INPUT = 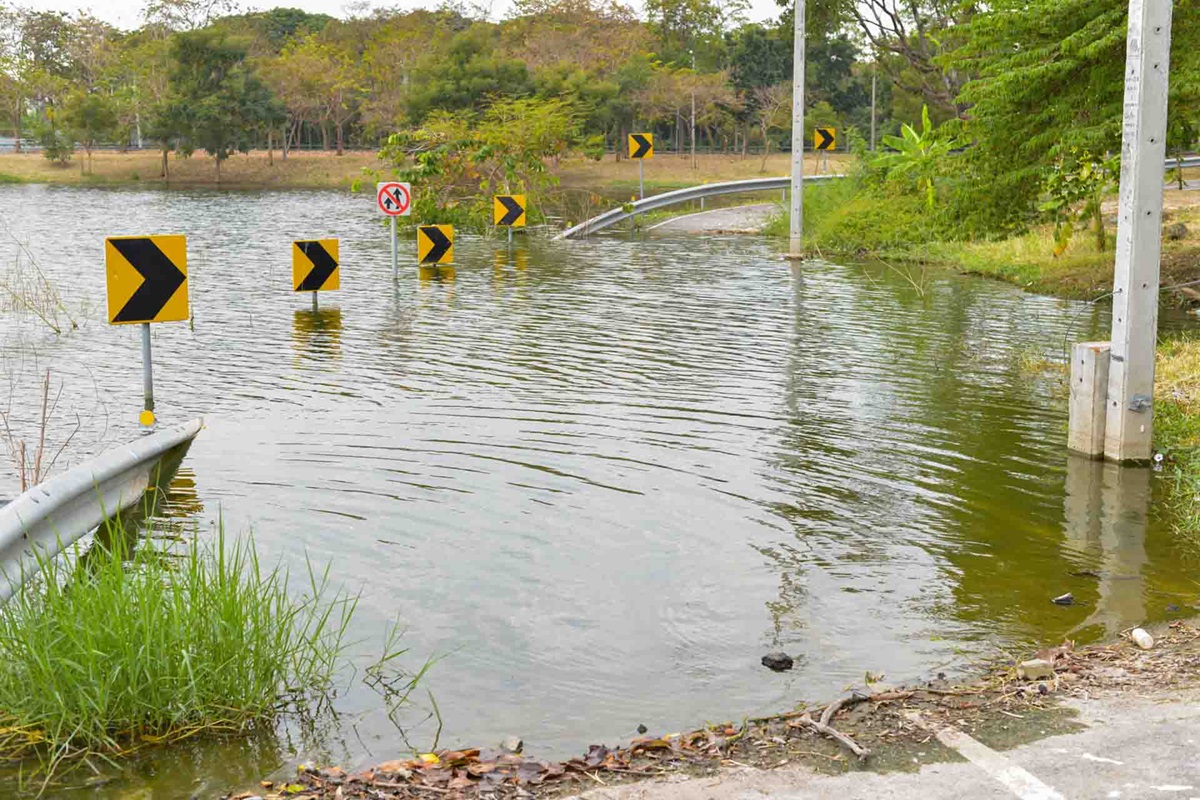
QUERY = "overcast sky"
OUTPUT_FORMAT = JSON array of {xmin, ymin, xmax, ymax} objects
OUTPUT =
[{"xmin": 19, "ymin": 0, "xmax": 785, "ymax": 31}]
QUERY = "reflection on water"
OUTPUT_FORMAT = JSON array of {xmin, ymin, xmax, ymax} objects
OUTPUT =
[
  {"xmin": 0, "ymin": 184, "xmax": 1196, "ymax": 798},
  {"xmin": 1063, "ymin": 457, "xmax": 1150, "ymax": 638}
]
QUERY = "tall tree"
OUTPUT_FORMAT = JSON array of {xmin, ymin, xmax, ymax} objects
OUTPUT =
[
  {"xmin": 951, "ymin": 0, "xmax": 1200, "ymax": 231},
  {"xmin": 161, "ymin": 29, "xmax": 275, "ymax": 182}
]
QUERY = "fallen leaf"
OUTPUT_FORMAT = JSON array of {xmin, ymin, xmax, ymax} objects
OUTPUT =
[{"xmin": 419, "ymin": 753, "xmax": 441, "ymax": 765}]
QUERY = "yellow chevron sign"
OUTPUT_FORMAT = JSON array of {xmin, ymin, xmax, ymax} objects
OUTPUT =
[
  {"xmin": 417, "ymin": 225, "xmax": 454, "ymax": 264},
  {"xmin": 105, "ymin": 235, "xmax": 189, "ymax": 324},
  {"xmin": 628, "ymin": 133, "xmax": 654, "ymax": 159},
  {"xmin": 292, "ymin": 239, "xmax": 340, "ymax": 292},
  {"xmin": 493, "ymin": 195, "xmax": 526, "ymax": 227}
]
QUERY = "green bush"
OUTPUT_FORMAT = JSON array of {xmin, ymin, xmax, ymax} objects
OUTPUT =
[{"xmin": 0, "ymin": 523, "xmax": 355, "ymax": 778}]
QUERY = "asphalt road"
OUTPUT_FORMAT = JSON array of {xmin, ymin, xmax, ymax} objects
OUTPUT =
[{"xmin": 569, "ymin": 689, "xmax": 1200, "ymax": 800}]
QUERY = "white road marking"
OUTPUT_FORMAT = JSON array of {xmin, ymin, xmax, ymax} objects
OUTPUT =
[
  {"xmin": 905, "ymin": 712, "xmax": 1066, "ymax": 800},
  {"xmin": 1083, "ymin": 753, "xmax": 1125, "ymax": 765}
]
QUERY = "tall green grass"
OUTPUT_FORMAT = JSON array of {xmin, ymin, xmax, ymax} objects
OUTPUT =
[
  {"xmin": 1157, "ymin": 336, "xmax": 1200, "ymax": 546},
  {"xmin": 0, "ymin": 523, "xmax": 355, "ymax": 779}
]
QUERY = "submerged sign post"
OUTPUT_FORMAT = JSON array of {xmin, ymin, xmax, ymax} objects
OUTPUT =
[
  {"xmin": 105, "ymin": 234, "xmax": 189, "ymax": 427},
  {"xmin": 377, "ymin": 181, "xmax": 412, "ymax": 279},
  {"xmin": 493, "ymin": 195, "xmax": 526, "ymax": 248},
  {"xmin": 629, "ymin": 133, "xmax": 653, "ymax": 200},
  {"xmin": 293, "ymin": 239, "xmax": 340, "ymax": 311}
]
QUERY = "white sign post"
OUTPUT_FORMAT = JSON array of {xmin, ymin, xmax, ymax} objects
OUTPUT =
[{"xmin": 377, "ymin": 181, "xmax": 412, "ymax": 280}]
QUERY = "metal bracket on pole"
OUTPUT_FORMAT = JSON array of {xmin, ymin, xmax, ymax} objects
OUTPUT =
[{"xmin": 1103, "ymin": 0, "xmax": 1173, "ymax": 463}]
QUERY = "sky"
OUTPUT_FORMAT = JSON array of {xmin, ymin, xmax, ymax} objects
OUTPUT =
[{"xmin": 18, "ymin": 0, "xmax": 785, "ymax": 31}]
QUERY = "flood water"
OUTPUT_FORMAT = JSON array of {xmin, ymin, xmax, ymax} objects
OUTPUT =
[{"xmin": 0, "ymin": 184, "xmax": 1196, "ymax": 796}]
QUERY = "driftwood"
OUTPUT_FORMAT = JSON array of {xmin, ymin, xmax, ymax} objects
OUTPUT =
[{"xmin": 798, "ymin": 698, "xmax": 871, "ymax": 760}]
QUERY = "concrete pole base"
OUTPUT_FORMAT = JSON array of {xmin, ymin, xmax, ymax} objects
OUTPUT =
[{"xmin": 1068, "ymin": 342, "xmax": 1112, "ymax": 459}]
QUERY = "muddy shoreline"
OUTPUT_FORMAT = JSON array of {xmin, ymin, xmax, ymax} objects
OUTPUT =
[{"xmin": 228, "ymin": 620, "xmax": 1200, "ymax": 800}]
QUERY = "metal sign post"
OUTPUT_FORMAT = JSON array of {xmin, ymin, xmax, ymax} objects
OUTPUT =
[
  {"xmin": 141, "ymin": 323, "xmax": 154, "ymax": 422},
  {"xmin": 104, "ymin": 234, "xmax": 189, "ymax": 428},
  {"xmin": 377, "ymin": 181, "xmax": 412, "ymax": 279}
]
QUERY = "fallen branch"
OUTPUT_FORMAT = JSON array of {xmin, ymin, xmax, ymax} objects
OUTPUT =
[{"xmin": 799, "ymin": 699, "xmax": 870, "ymax": 761}]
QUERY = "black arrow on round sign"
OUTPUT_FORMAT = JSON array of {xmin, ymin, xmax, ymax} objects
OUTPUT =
[
  {"xmin": 420, "ymin": 226, "xmax": 452, "ymax": 263},
  {"xmin": 296, "ymin": 241, "xmax": 338, "ymax": 291},
  {"xmin": 815, "ymin": 128, "xmax": 835, "ymax": 151},
  {"xmin": 110, "ymin": 238, "xmax": 186, "ymax": 323},
  {"xmin": 496, "ymin": 196, "xmax": 524, "ymax": 226},
  {"xmin": 630, "ymin": 134, "xmax": 652, "ymax": 159}
]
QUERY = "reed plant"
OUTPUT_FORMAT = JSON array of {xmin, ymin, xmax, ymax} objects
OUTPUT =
[
  {"xmin": 0, "ymin": 522, "xmax": 356, "ymax": 781},
  {"xmin": 1157, "ymin": 336, "xmax": 1200, "ymax": 545}
]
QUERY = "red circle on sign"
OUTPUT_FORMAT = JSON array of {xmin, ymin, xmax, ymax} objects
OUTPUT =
[{"xmin": 377, "ymin": 182, "xmax": 411, "ymax": 216}]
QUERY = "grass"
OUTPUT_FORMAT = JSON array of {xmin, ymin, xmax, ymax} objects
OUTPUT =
[
  {"xmin": 0, "ymin": 520, "xmax": 355, "ymax": 785},
  {"xmin": 0, "ymin": 150, "xmax": 382, "ymax": 190},
  {"xmin": 1157, "ymin": 336, "xmax": 1200, "ymax": 543},
  {"xmin": 0, "ymin": 149, "xmax": 850, "ymax": 194}
]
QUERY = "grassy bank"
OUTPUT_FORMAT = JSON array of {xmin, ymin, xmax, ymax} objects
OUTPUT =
[
  {"xmin": 0, "ymin": 149, "xmax": 381, "ymax": 190},
  {"xmin": 0, "ymin": 524, "xmax": 354, "ymax": 781},
  {"xmin": 1158, "ymin": 337, "xmax": 1200, "ymax": 543},
  {"xmin": 0, "ymin": 149, "xmax": 849, "ymax": 195}
]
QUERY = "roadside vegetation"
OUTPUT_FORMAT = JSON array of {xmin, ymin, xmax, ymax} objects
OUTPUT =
[
  {"xmin": 1157, "ymin": 338, "xmax": 1200, "ymax": 545},
  {"xmin": 0, "ymin": 521, "xmax": 355, "ymax": 784}
]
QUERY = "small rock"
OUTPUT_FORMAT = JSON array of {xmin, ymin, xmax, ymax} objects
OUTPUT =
[
  {"xmin": 1052, "ymin": 593, "xmax": 1075, "ymax": 606},
  {"xmin": 1131, "ymin": 628, "xmax": 1154, "ymax": 650},
  {"xmin": 761, "ymin": 652, "xmax": 794, "ymax": 672},
  {"xmin": 1017, "ymin": 659, "xmax": 1055, "ymax": 681},
  {"xmin": 636, "ymin": 724, "xmax": 648, "ymax": 734},
  {"xmin": 1167, "ymin": 604, "xmax": 1181, "ymax": 613},
  {"xmin": 1165, "ymin": 222, "xmax": 1188, "ymax": 241},
  {"xmin": 500, "ymin": 736, "xmax": 524, "ymax": 754}
]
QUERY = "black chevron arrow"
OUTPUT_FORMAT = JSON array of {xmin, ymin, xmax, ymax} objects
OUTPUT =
[
  {"xmin": 496, "ymin": 196, "xmax": 524, "ymax": 226},
  {"xmin": 419, "ymin": 226, "xmax": 452, "ymax": 263},
  {"xmin": 296, "ymin": 241, "xmax": 338, "ymax": 291},
  {"xmin": 630, "ymin": 133, "xmax": 652, "ymax": 159},
  {"xmin": 815, "ymin": 128, "xmax": 835, "ymax": 151},
  {"xmin": 111, "ymin": 238, "xmax": 186, "ymax": 323}
]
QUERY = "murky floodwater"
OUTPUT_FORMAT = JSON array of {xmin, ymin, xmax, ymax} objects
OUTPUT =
[{"xmin": 0, "ymin": 184, "xmax": 1196, "ymax": 797}]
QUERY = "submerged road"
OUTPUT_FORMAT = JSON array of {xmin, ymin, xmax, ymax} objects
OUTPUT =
[
  {"xmin": 648, "ymin": 204, "xmax": 777, "ymax": 234},
  {"xmin": 569, "ymin": 689, "xmax": 1200, "ymax": 800}
]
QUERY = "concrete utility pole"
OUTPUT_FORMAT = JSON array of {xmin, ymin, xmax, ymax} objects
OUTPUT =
[
  {"xmin": 789, "ymin": 0, "xmax": 806, "ymax": 257},
  {"xmin": 870, "ymin": 70, "xmax": 877, "ymax": 151},
  {"xmin": 690, "ymin": 49, "xmax": 697, "ymax": 171},
  {"xmin": 1104, "ymin": 0, "xmax": 1173, "ymax": 462}
]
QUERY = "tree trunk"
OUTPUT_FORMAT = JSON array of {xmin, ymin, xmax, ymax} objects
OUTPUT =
[
  {"xmin": 13, "ymin": 97, "xmax": 21, "ymax": 154},
  {"xmin": 161, "ymin": 146, "xmax": 168, "ymax": 178},
  {"xmin": 268, "ymin": 130, "xmax": 274, "ymax": 165},
  {"xmin": 759, "ymin": 130, "xmax": 771, "ymax": 173},
  {"xmin": 321, "ymin": 124, "xmax": 329, "ymax": 151},
  {"xmin": 336, "ymin": 122, "xmax": 344, "ymax": 156},
  {"xmin": 215, "ymin": 155, "xmax": 221, "ymax": 185}
]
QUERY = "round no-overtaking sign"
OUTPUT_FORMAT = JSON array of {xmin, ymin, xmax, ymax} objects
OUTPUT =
[{"xmin": 377, "ymin": 182, "xmax": 412, "ymax": 217}]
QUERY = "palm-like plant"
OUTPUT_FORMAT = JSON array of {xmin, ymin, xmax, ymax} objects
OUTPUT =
[{"xmin": 872, "ymin": 105, "xmax": 957, "ymax": 210}]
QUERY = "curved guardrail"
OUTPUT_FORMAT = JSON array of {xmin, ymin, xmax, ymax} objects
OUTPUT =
[
  {"xmin": 556, "ymin": 156, "xmax": 1200, "ymax": 241},
  {"xmin": 0, "ymin": 418, "xmax": 203, "ymax": 602},
  {"xmin": 555, "ymin": 175, "xmax": 838, "ymax": 240}
]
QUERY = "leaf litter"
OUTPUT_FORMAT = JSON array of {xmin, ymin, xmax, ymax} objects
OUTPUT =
[{"xmin": 229, "ymin": 620, "xmax": 1200, "ymax": 800}]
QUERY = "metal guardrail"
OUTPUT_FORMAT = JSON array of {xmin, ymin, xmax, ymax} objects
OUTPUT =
[
  {"xmin": 0, "ymin": 418, "xmax": 203, "ymax": 602},
  {"xmin": 555, "ymin": 175, "xmax": 838, "ymax": 240},
  {"xmin": 557, "ymin": 156, "xmax": 1200, "ymax": 241}
]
